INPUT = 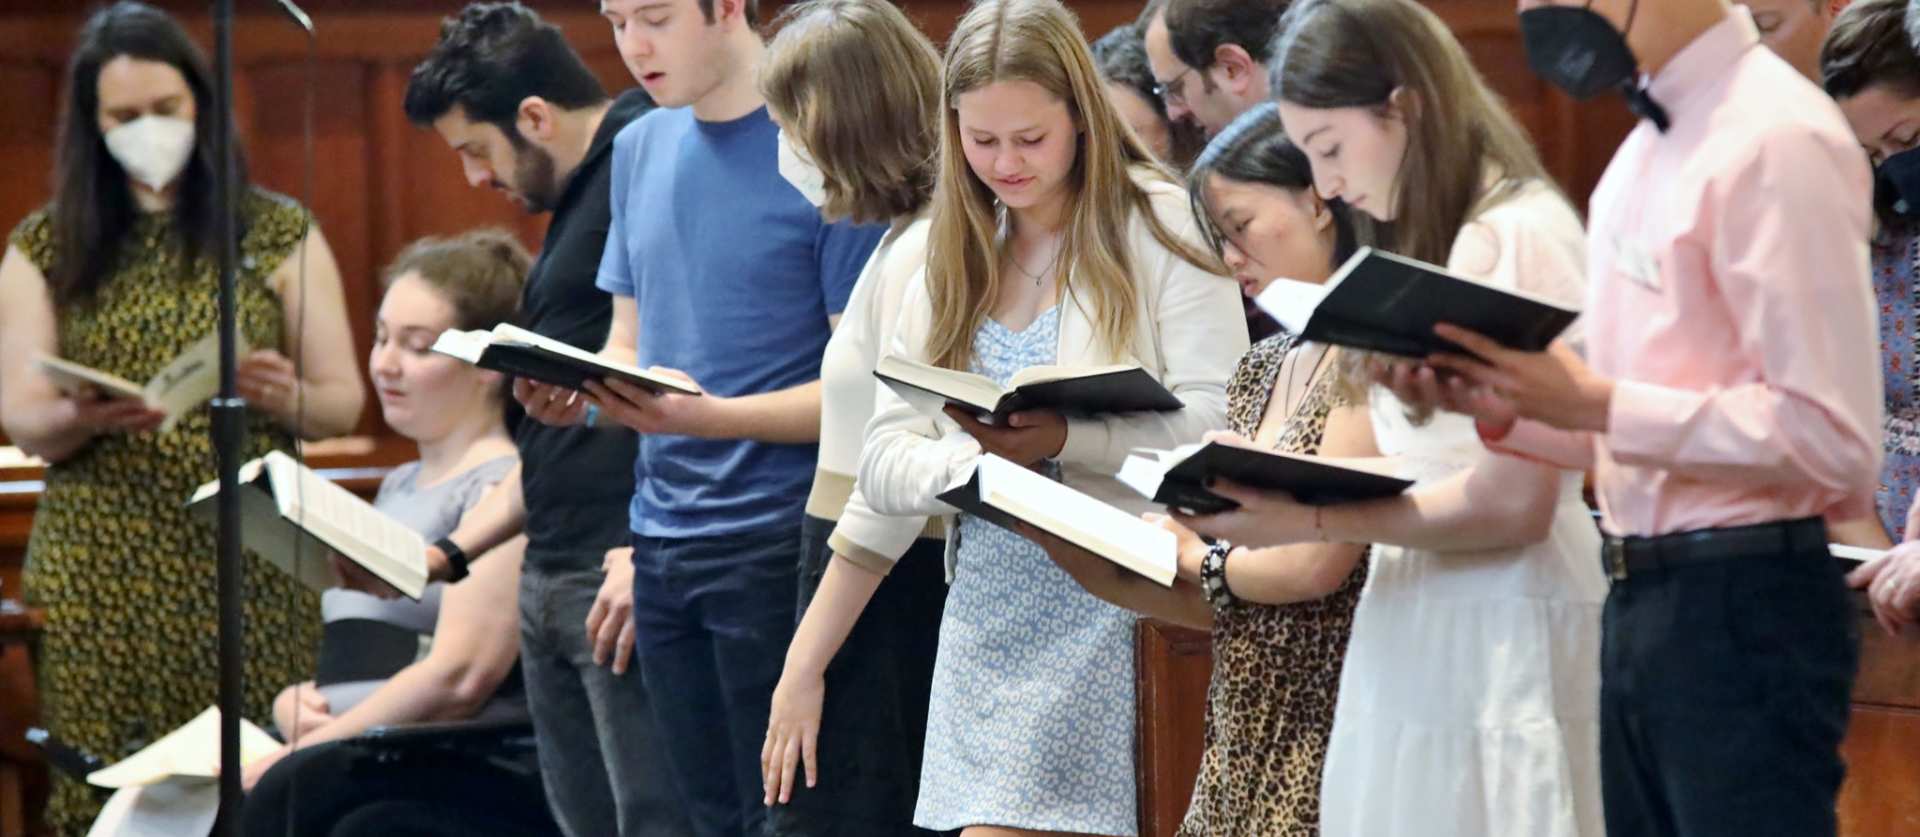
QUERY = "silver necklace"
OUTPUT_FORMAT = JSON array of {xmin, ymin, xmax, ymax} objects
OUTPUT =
[{"xmin": 1008, "ymin": 237, "xmax": 1065, "ymax": 287}]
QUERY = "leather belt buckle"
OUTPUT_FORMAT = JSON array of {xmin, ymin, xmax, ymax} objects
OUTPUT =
[{"xmin": 1604, "ymin": 539, "xmax": 1629, "ymax": 581}]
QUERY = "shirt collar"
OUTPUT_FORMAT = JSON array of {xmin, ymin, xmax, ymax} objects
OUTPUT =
[{"xmin": 1645, "ymin": 5, "xmax": 1760, "ymax": 111}]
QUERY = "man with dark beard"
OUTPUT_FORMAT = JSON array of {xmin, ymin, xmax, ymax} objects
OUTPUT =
[{"xmin": 389, "ymin": 4, "xmax": 689, "ymax": 835}]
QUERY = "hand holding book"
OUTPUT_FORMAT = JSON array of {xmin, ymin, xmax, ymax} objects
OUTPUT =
[
  {"xmin": 514, "ymin": 378, "xmax": 592, "ymax": 428},
  {"xmin": 1421, "ymin": 326, "xmax": 1613, "ymax": 434},
  {"xmin": 943, "ymin": 405, "xmax": 1065, "ymax": 468},
  {"xmin": 65, "ymin": 391, "xmax": 168, "ymax": 436},
  {"xmin": 581, "ymin": 366, "xmax": 713, "ymax": 436}
]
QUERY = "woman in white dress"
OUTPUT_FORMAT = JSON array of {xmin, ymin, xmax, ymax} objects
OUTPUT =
[{"xmin": 1173, "ymin": 1, "xmax": 1606, "ymax": 835}]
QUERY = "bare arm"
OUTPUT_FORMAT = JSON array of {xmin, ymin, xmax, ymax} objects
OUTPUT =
[
  {"xmin": 1210, "ymin": 402, "xmax": 1375, "ymax": 603},
  {"xmin": 584, "ymin": 295, "xmax": 827, "ymax": 444},
  {"xmin": 0, "ymin": 245, "xmax": 165, "ymax": 461},
  {"xmin": 287, "ymin": 535, "xmax": 526, "ymax": 749},
  {"xmin": 434, "ymin": 461, "xmax": 527, "ymax": 563},
  {"xmin": 255, "ymin": 225, "xmax": 366, "ymax": 439}
]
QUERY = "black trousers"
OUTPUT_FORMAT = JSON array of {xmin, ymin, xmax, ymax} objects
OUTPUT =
[
  {"xmin": 239, "ymin": 736, "xmax": 561, "ymax": 837},
  {"xmin": 766, "ymin": 516, "xmax": 955, "ymax": 837},
  {"xmin": 1599, "ymin": 535, "xmax": 1857, "ymax": 837}
]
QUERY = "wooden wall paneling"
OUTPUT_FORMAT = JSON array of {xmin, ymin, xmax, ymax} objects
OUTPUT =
[
  {"xmin": 1840, "ymin": 704, "xmax": 1920, "ymax": 837},
  {"xmin": 1134, "ymin": 619, "xmax": 1211, "ymax": 837}
]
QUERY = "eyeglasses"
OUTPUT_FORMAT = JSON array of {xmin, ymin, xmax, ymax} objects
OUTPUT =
[{"xmin": 1152, "ymin": 66, "xmax": 1197, "ymax": 107}]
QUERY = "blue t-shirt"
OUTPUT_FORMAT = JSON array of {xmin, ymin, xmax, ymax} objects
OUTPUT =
[{"xmin": 598, "ymin": 106, "xmax": 884, "ymax": 538}]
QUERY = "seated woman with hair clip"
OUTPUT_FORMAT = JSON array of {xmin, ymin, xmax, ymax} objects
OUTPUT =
[{"xmin": 238, "ymin": 230, "xmax": 556, "ymax": 837}]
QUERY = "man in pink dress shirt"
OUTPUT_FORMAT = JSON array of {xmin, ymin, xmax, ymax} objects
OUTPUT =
[{"xmin": 1392, "ymin": 1, "xmax": 1881, "ymax": 835}]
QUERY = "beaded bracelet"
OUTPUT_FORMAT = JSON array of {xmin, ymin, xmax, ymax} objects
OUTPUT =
[{"xmin": 1199, "ymin": 540, "xmax": 1238, "ymax": 611}]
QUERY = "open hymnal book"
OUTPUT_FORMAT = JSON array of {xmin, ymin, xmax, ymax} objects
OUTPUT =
[
  {"xmin": 87, "ymin": 706, "xmax": 279, "ymax": 789},
  {"xmin": 1831, "ymin": 544, "xmax": 1891, "ymax": 569},
  {"xmin": 35, "ymin": 332, "xmax": 245, "ymax": 433},
  {"xmin": 432, "ymin": 323, "xmax": 701, "ymax": 396},
  {"xmin": 83, "ymin": 708, "xmax": 279, "ymax": 837},
  {"xmin": 1117, "ymin": 442, "xmax": 1412, "ymax": 516},
  {"xmin": 1253, "ymin": 246, "xmax": 1579, "ymax": 358},
  {"xmin": 874, "ymin": 355, "xmax": 1182, "ymax": 423},
  {"xmin": 936, "ymin": 454, "xmax": 1177, "ymax": 586},
  {"xmin": 187, "ymin": 450, "xmax": 428, "ymax": 600}
]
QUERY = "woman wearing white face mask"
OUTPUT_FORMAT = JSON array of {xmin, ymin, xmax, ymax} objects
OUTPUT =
[
  {"xmin": 0, "ymin": 2, "xmax": 364, "ymax": 832},
  {"xmin": 754, "ymin": 3, "xmax": 952, "ymax": 834}
]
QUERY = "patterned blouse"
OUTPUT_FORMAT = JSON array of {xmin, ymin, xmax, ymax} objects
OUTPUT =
[
  {"xmin": 1177, "ymin": 333, "xmax": 1368, "ymax": 837},
  {"xmin": 1873, "ymin": 219, "xmax": 1920, "ymax": 537}
]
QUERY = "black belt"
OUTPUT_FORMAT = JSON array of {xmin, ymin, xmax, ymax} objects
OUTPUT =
[{"xmin": 1601, "ymin": 517, "xmax": 1827, "ymax": 582}]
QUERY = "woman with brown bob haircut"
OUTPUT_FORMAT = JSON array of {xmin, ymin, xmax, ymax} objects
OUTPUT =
[{"xmin": 756, "ymin": 2, "xmax": 952, "ymax": 835}]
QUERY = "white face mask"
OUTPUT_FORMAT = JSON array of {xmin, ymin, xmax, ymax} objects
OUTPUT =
[
  {"xmin": 776, "ymin": 128, "xmax": 829, "ymax": 208},
  {"xmin": 104, "ymin": 115, "xmax": 196, "ymax": 191}
]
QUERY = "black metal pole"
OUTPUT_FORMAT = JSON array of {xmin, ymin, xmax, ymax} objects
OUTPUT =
[{"xmin": 209, "ymin": 0, "xmax": 246, "ymax": 832}]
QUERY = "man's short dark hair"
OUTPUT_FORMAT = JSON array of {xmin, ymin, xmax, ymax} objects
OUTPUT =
[
  {"xmin": 1163, "ymin": 0, "xmax": 1292, "ymax": 70},
  {"xmin": 404, "ymin": 2, "xmax": 608, "ymax": 132}
]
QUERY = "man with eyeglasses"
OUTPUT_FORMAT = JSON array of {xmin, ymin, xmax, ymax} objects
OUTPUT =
[{"xmin": 1143, "ymin": 0, "xmax": 1292, "ymax": 137}]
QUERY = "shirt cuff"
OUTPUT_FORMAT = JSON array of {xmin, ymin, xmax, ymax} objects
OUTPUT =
[{"xmin": 1603, "ymin": 378, "xmax": 1694, "ymax": 467}]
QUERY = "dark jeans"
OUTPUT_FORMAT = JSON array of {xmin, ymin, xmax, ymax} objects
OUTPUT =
[
  {"xmin": 520, "ymin": 561, "xmax": 691, "ymax": 837},
  {"xmin": 767, "ymin": 515, "xmax": 954, "ymax": 837},
  {"xmin": 239, "ymin": 735, "xmax": 559, "ymax": 836},
  {"xmin": 1599, "ymin": 534, "xmax": 1858, "ymax": 837},
  {"xmin": 632, "ymin": 525, "xmax": 802, "ymax": 837}
]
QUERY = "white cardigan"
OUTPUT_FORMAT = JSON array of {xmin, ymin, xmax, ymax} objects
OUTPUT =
[{"xmin": 854, "ymin": 173, "xmax": 1249, "ymax": 574}]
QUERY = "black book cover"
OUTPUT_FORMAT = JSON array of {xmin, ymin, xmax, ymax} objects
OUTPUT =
[
  {"xmin": 1133, "ymin": 443, "xmax": 1412, "ymax": 515},
  {"xmin": 1262, "ymin": 246, "xmax": 1579, "ymax": 358}
]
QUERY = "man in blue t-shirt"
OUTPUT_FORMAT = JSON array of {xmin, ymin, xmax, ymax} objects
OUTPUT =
[{"xmin": 519, "ymin": 0, "xmax": 884, "ymax": 834}]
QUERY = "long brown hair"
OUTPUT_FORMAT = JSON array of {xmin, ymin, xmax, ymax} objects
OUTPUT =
[
  {"xmin": 48, "ymin": 1, "xmax": 251, "ymax": 305},
  {"xmin": 1271, "ymin": 0, "xmax": 1553, "ymax": 266},
  {"xmin": 924, "ymin": 0, "xmax": 1222, "ymax": 370},
  {"xmin": 760, "ymin": 0, "xmax": 942, "ymax": 224}
]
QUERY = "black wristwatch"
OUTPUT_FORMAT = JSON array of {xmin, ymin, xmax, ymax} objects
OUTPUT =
[
  {"xmin": 1199, "ymin": 540, "xmax": 1238, "ymax": 611},
  {"xmin": 433, "ymin": 537, "xmax": 471, "ymax": 582}
]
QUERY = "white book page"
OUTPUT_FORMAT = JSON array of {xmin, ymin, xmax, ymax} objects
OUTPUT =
[
  {"xmin": 1831, "ymin": 544, "xmax": 1889, "ymax": 566},
  {"xmin": 143, "ymin": 332, "xmax": 244, "ymax": 432},
  {"xmin": 1115, "ymin": 453, "xmax": 1170, "ymax": 501},
  {"xmin": 1252, "ymin": 279, "xmax": 1326, "ymax": 336},
  {"xmin": 34, "ymin": 355, "xmax": 146, "ymax": 402},
  {"xmin": 491, "ymin": 323, "xmax": 699, "ymax": 395},
  {"xmin": 185, "ymin": 457, "xmax": 268, "ymax": 506},
  {"xmin": 429, "ymin": 328, "xmax": 492, "ymax": 364},
  {"xmin": 1005, "ymin": 363, "xmax": 1137, "ymax": 388},
  {"xmin": 270, "ymin": 452, "xmax": 427, "ymax": 598},
  {"xmin": 86, "ymin": 781, "xmax": 219, "ymax": 837},
  {"xmin": 976, "ymin": 455, "xmax": 1177, "ymax": 585},
  {"xmin": 87, "ymin": 706, "xmax": 278, "ymax": 788},
  {"xmin": 874, "ymin": 355, "xmax": 1004, "ymax": 416}
]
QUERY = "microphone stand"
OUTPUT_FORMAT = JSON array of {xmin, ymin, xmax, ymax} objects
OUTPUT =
[
  {"xmin": 208, "ymin": 0, "xmax": 244, "ymax": 829},
  {"xmin": 210, "ymin": 1, "xmax": 313, "ymax": 831}
]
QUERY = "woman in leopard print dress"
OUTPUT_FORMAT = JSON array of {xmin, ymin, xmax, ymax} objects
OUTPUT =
[
  {"xmin": 1031, "ymin": 104, "xmax": 1370, "ymax": 835},
  {"xmin": 0, "ymin": 5, "xmax": 365, "ymax": 832}
]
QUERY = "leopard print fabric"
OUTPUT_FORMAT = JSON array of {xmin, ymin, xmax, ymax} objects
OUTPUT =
[
  {"xmin": 1177, "ymin": 334, "xmax": 1368, "ymax": 837},
  {"xmin": 11, "ymin": 189, "xmax": 322, "ymax": 835}
]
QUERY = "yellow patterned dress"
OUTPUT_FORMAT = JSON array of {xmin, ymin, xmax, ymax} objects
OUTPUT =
[{"xmin": 10, "ymin": 189, "xmax": 322, "ymax": 835}]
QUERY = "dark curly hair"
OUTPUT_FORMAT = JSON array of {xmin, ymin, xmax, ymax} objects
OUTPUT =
[{"xmin": 403, "ymin": 2, "xmax": 610, "ymax": 135}]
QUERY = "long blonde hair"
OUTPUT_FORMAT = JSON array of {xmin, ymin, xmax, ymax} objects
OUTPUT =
[{"xmin": 924, "ymin": 0, "xmax": 1223, "ymax": 371}]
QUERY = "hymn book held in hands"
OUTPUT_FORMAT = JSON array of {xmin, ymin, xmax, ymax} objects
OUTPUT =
[
  {"xmin": 35, "ymin": 332, "xmax": 244, "ymax": 433},
  {"xmin": 431, "ymin": 323, "xmax": 701, "ymax": 396},
  {"xmin": 1117, "ymin": 442, "xmax": 1413, "ymax": 516},
  {"xmin": 874, "ymin": 355, "xmax": 1181, "ymax": 423},
  {"xmin": 187, "ymin": 450, "xmax": 428, "ymax": 600},
  {"xmin": 937, "ymin": 454, "xmax": 1177, "ymax": 586},
  {"xmin": 1254, "ymin": 246, "xmax": 1579, "ymax": 358}
]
